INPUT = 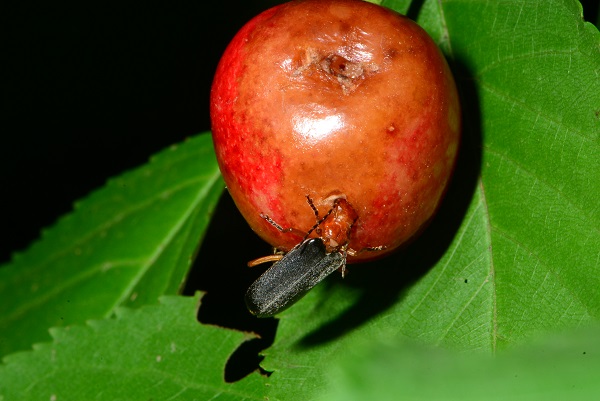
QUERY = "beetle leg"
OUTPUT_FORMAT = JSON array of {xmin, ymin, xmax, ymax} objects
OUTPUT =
[
  {"xmin": 347, "ymin": 245, "xmax": 387, "ymax": 257},
  {"xmin": 260, "ymin": 213, "xmax": 306, "ymax": 237},
  {"xmin": 362, "ymin": 245, "xmax": 387, "ymax": 252}
]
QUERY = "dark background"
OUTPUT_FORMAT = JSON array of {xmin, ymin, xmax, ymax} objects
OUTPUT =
[
  {"xmin": 1, "ymin": 0, "xmax": 598, "ymax": 263},
  {"xmin": 0, "ymin": 0, "xmax": 280, "ymax": 263}
]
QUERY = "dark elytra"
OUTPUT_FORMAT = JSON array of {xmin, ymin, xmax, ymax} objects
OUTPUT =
[{"xmin": 245, "ymin": 237, "xmax": 344, "ymax": 318}]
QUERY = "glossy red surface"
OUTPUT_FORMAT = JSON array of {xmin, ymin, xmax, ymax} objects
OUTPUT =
[{"xmin": 211, "ymin": 0, "xmax": 460, "ymax": 262}]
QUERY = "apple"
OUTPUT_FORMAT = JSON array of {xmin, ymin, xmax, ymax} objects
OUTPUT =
[{"xmin": 210, "ymin": 0, "xmax": 460, "ymax": 263}]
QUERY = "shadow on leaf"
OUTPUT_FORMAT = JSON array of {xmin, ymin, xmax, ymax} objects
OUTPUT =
[
  {"xmin": 184, "ymin": 192, "xmax": 278, "ymax": 382},
  {"xmin": 297, "ymin": 57, "xmax": 483, "ymax": 348},
  {"xmin": 187, "ymin": 54, "xmax": 482, "ymax": 375}
]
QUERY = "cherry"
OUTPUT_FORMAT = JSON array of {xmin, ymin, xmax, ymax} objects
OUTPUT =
[{"xmin": 210, "ymin": 0, "xmax": 460, "ymax": 263}]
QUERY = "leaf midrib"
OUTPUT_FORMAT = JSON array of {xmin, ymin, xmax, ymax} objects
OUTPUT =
[
  {"xmin": 112, "ymin": 168, "xmax": 222, "ymax": 309},
  {"xmin": 1, "ymin": 170, "xmax": 220, "ymax": 324}
]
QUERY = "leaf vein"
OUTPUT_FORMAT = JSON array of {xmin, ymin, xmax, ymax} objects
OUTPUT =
[
  {"xmin": 409, "ymin": 195, "xmax": 484, "ymax": 316},
  {"xmin": 112, "ymin": 167, "xmax": 222, "ymax": 308},
  {"xmin": 490, "ymin": 226, "xmax": 595, "ymax": 321},
  {"xmin": 23, "ymin": 172, "xmax": 216, "ymax": 276},
  {"xmin": 479, "ymin": 79, "xmax": 592, "ymax": 142},
  {"xmin": 477, "ymin": 179, "xmax": 497, "ymax": 354},
  {"xmin": 482, "ymin": 145, "xmax": 599, "ymax": 229}
]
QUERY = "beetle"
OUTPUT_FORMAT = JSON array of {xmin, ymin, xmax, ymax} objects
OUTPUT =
[
  {"xmin": 245, "ymin": 237, "xmax": 345, "ymax": 317},
  {"xmin": 245, "ymin": 195, "xmax": 382, "ymax": 317}
]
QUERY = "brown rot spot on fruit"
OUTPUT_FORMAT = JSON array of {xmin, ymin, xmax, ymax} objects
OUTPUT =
[
  {"xmin": 291, "ymin": 49, "xmax": 377, "ymax": 94},
  {"xmin": 384, "ymin": 48, "xmax": 398, "ymax": 60},
  {"xmin": 322, "ymin": 55, "xmax": 363, "ymax": 80},
  {"xmin": 320, "ymin": 54, "xmax": 367, "ymax": 94}
]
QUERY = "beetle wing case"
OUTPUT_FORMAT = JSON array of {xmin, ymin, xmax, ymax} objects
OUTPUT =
[{"xmin": 245, "ymin": 238, "xmax": 344, "ymax": 317}]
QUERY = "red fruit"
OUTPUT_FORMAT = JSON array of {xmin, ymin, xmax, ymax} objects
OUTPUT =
[{"xmin": 210, "ymin": 0, "xmax": 460, "ymax": 262}]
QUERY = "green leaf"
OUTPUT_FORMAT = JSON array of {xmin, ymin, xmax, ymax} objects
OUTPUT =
[
  {"xmin": 378, "ymin": 0, "xmax": 410, "ymax": 15},
  {"xmin": 1, "ymin": 1, "xmax": 598, "ymax": 401},
  {"xmin": 321, "ymin": 324, "xmax": 600, "ymax": 401},
  {"xmin": 0, "ymin": 294, "xmax": 265, "ymax": 401},
  {"xmin": 257, "ymin": 1, "xmax": 599, "ymax": 399},
  {"xmin": 0, "ymin": 134, "xmax": 224, "ymax": 358},
  {"xmin": 439, "ymin": 0, "xmax": 600, "ymax": 345}
]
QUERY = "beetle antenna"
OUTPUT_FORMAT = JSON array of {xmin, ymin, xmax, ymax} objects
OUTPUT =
[
  {"xmin": 260, "ymin": 213, "xmax": 287, "ymax": 232},
  {"xmin": 261, "ymin": 213, "xmax": 307, "ymax": 238},
  {"xmin": 306, "ymin": 194, "xmax": 320, "ymax": 220}
]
